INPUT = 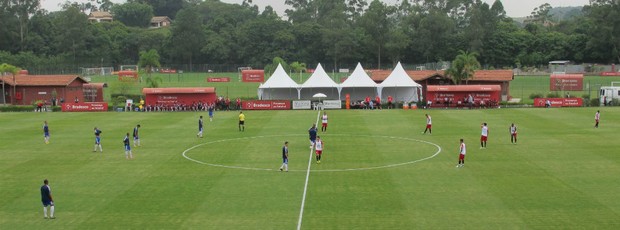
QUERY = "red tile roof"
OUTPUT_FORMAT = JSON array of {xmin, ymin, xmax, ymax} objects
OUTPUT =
[
  {"xmin": 0, "ymin": 75, "xmax": 88, "ymax": 86},
  {"xmin": 369, "ymin": 69, "xmax": 513, "ymax": 82},
  {"xmin": 143, "ymin": 87, "xmax": 216, "ymax": 94}
]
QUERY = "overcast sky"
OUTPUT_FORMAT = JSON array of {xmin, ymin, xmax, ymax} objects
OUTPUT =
[{"xmin": 41, "ymin": 0, "xmax": 590, "ymax": 18}]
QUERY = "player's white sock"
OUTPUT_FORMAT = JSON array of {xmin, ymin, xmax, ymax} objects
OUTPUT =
[
  {"xmin": 129, "ymin": 151, "xmax": 133, "ymax": 159},
  {"xmin": 99, "ymin": 145, "xmax": 103, "ymax": 152},
  {"xmin": 94, "ymin": 145, "xmax": 98, "ymax": 151},
  {"xmin": 50, "ymin": 206, "xmax": 54, "ymax": 217},
  {"xmin": 285, "ymin": 164, "xmax": 288, "ymax": 171},
  {"xmin": 43, "ymin": 207, "xmax": 48, "ymax": 218}
]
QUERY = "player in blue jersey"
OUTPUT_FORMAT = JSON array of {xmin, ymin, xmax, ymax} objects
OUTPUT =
[
  {"xmin": 208, "ymin": 105, "xmax": 214, "ymax": 122},
  {"xmin": 308, "ymin": 124, "xmax": 318, "ymax": 149},
  {"xmin": 124, "ymin": 133, "xmax": 133, "ymax": 159},
  {"xmin": 197, "ymin": 116, "xmax": 204, "ymax": 138},
  {"xmin": 133, "ymin": 124, "xmax": 141, "ymax": 147},
  {"xmin": 279, "ymin": 141, "xmax": 289, "ymax": 172},
  {"xmin": 93, "ymin": 127, "xmax": 103, "ymax": 152},
  {"xmin": 41, "ymin": 179, "xmax": 55, "ymax": 219},
  {"xmin": 43, "ymin": 121, "xmax": 50, "ymax": 144}
]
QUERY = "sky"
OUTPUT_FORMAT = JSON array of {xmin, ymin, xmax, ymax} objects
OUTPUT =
[{"xmin": 41, "ymin": 0, "xmax": 590, "ymax": 18}]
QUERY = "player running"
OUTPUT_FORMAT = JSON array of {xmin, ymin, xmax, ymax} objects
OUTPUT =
[
  {"xmin": 279, "ymin": 141, "xmax": 289, "ymax": 172},
  {"xmin": 315, "ymin": 136, "xmax": 324, "ymax": 164},
  {"xmin": 133, "ymin": 124, "xmax": 141, "ymax": 147},
  {"xmin": 457, "ymin": 139, "xmax": 466, "ymax": 168},
  {"xmin": 480, "ymin": 123, "xmax": 489, "ymax": 149},
  {"xmin": 124, "ymin": 133, "xmax": 133, "ymax": 159},
  {"xmin": 43, "ymin": 121, "xmax": 50, "ymax": 144},
  {"xmin": 308, "ymin": 124, "xmax": 317, "ymax": 149},
  {"xmin": 509, "ymin": 123, "xmax": 517, "ymax": 144},
  {"xmin": 423, "ymin": 114, "xmax": 432, "ymax": 135},
  {"xmin": 93, "ymin": 127, "xmax": 103, "ymax": 152}
]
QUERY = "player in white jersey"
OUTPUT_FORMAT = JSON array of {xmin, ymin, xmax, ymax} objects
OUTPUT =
[
  {"xmin": 315, "ymin": 136, "xmax": 324, "ymax": 164},
  {"xmin": 321, "ymin": 112, "xmax": 328, "ymax": 132},
  {"xmin": 457, "ymin": 139, "xmax": 466, "ymax": 167},
  {"xmin": 423, "ymin": 114, "xmax": 432, "ymax": 134},
  {"xmin": 509, "ymin": 123, "xmax": 517, "ymax": 144},
  {"xmin": 480, "ymin": 123, "xmax": 488, "ymax": 149},
  {"xmin": 594, "ymin": 110, "xmax": 600, "ymax": 128}
]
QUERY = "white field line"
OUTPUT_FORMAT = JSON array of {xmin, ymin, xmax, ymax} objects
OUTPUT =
[
  {"xmin": 296, "ymin": 109, "xmax": 321, "ymax": 230},
  {"xmin": 182, "ymin": 135, "xmax": 442, "ymax": 172}
]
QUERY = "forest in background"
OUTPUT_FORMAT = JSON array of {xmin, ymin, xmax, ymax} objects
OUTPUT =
[{"xmin": 0, "ymin": 0, "xmax": 618, "ymax": 73}]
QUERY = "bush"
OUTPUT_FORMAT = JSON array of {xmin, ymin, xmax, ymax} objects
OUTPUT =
[
  {"xmin": 0, "ymin": 105, "xmax": 61, "ymax": 112},
  {"xmin": 529, "ymin": 93, "xmax": 543, "ymax": 99},
  {"xmin": 590, "ymin": 98, "xmax": 600, "ymax": 107},
  {"xmin": 546, "ymin": 92, "xmax": 561, "ymax": 98}
]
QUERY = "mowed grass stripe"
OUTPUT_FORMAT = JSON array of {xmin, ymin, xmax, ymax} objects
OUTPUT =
[{"xmin": 1, "ymin": 108, "xmax": 620, "ymax": 229}]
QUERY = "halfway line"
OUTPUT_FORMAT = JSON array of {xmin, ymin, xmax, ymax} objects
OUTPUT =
[{"xmin": 297, "ymin": 109, "xmax": 321, "ymax": 230}]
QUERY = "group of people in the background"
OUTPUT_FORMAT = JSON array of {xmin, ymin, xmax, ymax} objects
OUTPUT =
[
  {"xmin": 350, "ymin": 95, "xmax": 394, "ymax": 109},
  {"xmin": 143, "ymin": 97, "xmax": 242, "ymax": 112}
]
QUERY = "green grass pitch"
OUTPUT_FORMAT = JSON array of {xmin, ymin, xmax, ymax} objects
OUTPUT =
[{"xmin": 1, "ymin": 107, "xmax": 619, "ymax": 229}]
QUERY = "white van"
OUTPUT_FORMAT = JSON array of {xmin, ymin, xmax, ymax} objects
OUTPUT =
[{"xmin": 600, "ymin": 82, "xmax": 620, "ymax": 106}]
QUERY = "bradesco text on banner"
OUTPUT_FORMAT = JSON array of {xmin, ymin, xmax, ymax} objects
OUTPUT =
[
  {"xmin": 322, "ymin": 100, "xmax": 342, "ymax": 109},
  {"xmin": 242, "ymin": 100, "xmax": 291, "ymax": 110},
  {"xmin": 293, "ymin": 100, "xmax": 311, "ymax": 110},
  {"xmin": 62, "ymin": 102, "xmax": 109, "ymax": 112},
  {"xmin": 534, "ymin": 98, "xmax": 583, "ymax": 107}
]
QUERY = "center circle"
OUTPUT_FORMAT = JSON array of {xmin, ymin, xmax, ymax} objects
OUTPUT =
[{"xmin": 182, "ymin": 134, "xmax": 442, "ymax": 172}]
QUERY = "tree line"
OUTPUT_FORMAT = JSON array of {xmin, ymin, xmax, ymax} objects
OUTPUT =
[{"xmin": 0, "ymin": 0, "xmax": 618, "ymax": 73}]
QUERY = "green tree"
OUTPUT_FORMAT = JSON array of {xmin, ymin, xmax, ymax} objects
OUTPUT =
[
  {"xmin": 168, "ymin": 7, "xmax": 204, "ymax": 70},
  {"xmin": 138, "ymin": 49, "xmax": 161, "ymax": 80},
  {"xmin": 585, "ymin": 0, "xmax": 620, "ymax": 63},
  {"xmin": 131, "ymin": 0, "xmax": 184, "ymax": 19},
  {"xmin": 289, "ymin": 61, "xmax": 307, "ymax": 82},
  {"xmin": 0, "ymin": 63, "xmax": 21, "ymax": 104},
  {"xmin": 10, "ymin": 0, "xmax": 41, "ymax": 51},
  {"xmin": 264, "ymin": 57, "xmax": 289, "ymax": 76},
  {"xmin": 359, "ymin": 0, "xmax": 395, "ymax": 69},
  {"xmin": 111, "ymin": 2, "xmax": 154, "ymax": 28},
  {"xmin": 446, "ymin": 50, "xmax": 480, "ymax": 85}
]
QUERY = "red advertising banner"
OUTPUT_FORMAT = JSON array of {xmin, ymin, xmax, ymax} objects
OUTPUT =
[
  {"xmin": 159, "ymin": 69, "xmax": 177, "ymax": 73},
  {"xmin": 242, "ymin": 100, "xmax": 291, "ymax": 110},
  {"xmin": 550, "ymin": 74, "xmax": 583, "ymax": 91},
  {"xmin": 62, "ymin": 102, "xmax": 109, "ymax": 112},
  {"xmin": 534, "ymin": 98, "xmax": 583, "ymax": 107},
  {"xmin": 601, "ymin": 72, "xmax": 620, "ymax": 76},
  {"xmin": 207, "ymin": 77, "xmax": 231, "ymax": 82},
  {"xmin": 241, "ymin": 70, "xmax": 265, "ymax": 82}
]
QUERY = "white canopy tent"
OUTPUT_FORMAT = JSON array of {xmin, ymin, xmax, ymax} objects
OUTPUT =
[
  {"xmin": 338, "ymin": 62, "xmax": 378, "ymax": 101},
  {"xmin": 378, "ymin": 62, "xmax": 423, "ymax": 103},
  {"xmin": 258, "ymin": 63, "xmax": 300, "ymax": 100},
  {"xmin": 299, "ymin": 63, "xmax": 340, "ymax": 100}
]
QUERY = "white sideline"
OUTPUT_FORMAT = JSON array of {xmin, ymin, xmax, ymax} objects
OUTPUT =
[{"xmin": 296, "ymin": 110, "xmax": 321, "ymax": 230}]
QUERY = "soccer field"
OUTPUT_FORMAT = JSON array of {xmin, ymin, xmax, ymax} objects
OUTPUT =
[{"xmin": 1, "ymin": 108, "xmax": 619, "ymax": 229}]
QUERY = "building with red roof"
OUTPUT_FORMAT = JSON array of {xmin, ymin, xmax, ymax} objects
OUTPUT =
[
  {"xmin": 0, "ymin": 73, "xmax": 99, "ymax": 105},
  {"xmin": 369, "ymin": 69, "xmax": 513, "ymax": 101}
]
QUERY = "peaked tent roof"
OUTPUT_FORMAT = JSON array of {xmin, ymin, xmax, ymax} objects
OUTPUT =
[
  {"xmin": 301, "ymin": 63, "xmax": 339, "ymax": 88},
  {"xmin": 259, "ymin": 64, "xmax": 300, "ymax": 89},
  {"xmin": 340, "ymin": 63, "xmax": 377, "ymax": 88},
  {"xmin": 379, "ymin": 62, "xmax": 421, "ymax": 87}
]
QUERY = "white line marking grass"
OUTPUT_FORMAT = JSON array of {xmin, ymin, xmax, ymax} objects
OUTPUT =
[{"xmin": 296, "ymin": 110, "xmax": 321, "ymax": 230}]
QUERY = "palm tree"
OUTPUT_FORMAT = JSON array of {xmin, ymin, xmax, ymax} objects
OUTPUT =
[
  {"xmin": 138, "ymin": 49, "xmax": 161, "ymax": 84},
  {"xmin": 0, "ymin": 63, "xmax": 21, "ymax": 104},
  {"xmin": 289, "ymin": 61, "xmax": 307, "ymax": 82},
  {"xmin": 446, "ymin": 50, "xmax": 481, "ymax": 85}
]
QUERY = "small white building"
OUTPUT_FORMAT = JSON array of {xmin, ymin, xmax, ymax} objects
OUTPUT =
[{"xmin": 150, "ymin": 16, "xmax": 172, "ymax": 28}]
